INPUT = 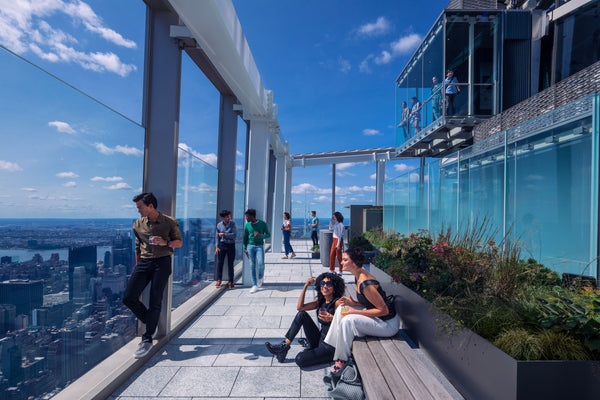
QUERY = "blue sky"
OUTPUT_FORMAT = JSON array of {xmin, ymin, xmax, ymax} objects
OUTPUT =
[{"xmin": 0, "ymin": 0, "xmax": 448, "ymax": 219}]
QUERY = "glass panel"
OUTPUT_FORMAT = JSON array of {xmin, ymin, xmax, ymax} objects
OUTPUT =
[
  {"xmin": 445, "ymin": 19, "xmax": 469, "ymax": 117},
  {"xmin": 422, "ymin": 22, "xmax": 445, "ymax": 128},
  {"xmin": 507, "ymin": 117, "xmax": 595, "ymax": 276},
  {"xmin": 473, "ymin": 21, "xmax": 495, "ymax": 116},
  {"xmin": 0, "ymin": 45, "xmax": 143, "ymax": 397},
  {"xmin": 438, "ymin": 156, "xmax": 459, "ymax": 232},
  {"xmin": 428, "ymin": 160, "xmax": 442, "ymax": 235},
  {"xmin": 173, "ymin": 148, "xmax": 218, "ymax": 309},
  {"xmin": 554, "ymin": 1, "xmax": 600, "ymax": 83},
  {"xmin": 383, "ymin": 180, "xmax": 394, "ymax": 233},
  {"xmin": 396, "ymin": 80, "xmax": 412, "ymax": 146},
  {"xmin": 394, "ymin": 177, "xmax": 409, "ymax": 235}
]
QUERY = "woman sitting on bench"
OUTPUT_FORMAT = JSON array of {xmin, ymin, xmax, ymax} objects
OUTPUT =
[
  {"xmin": 324, "ymin": 246, "xmax": 400, "ymax": 379},
  {"xmin": 265, "ymin": 272, "xmax": 345, "ymax": 367}
]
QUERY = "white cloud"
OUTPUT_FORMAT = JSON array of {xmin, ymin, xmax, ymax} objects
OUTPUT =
[
  {"xmin": 374, "ymin": 51, "xmax": 392, "ymax": 65},
  {"xmin": 363, "ymin": 129, "xmax": 382, "ymax": 136},
  {"xmin": 394, "ymin": 163, "xmax": 414, "ymax": 173},
  {"xmin": 181, "ymin": 183, "xmax": 217, "ymax": 193},
  {"xmin": 339, "ymin": 57, "xmax": 351, "ymax": 73},
  {"xmin": 0, "ymin": 0, "xmax": 137, "ymax": 76},
  {"xmin": 336, "ymin": 185, "xmax": 376, "ymax": 195},
  {"xmin": 0, "ymin": 160, "xmax": 23, "ymax": 172},
  {"xmin": 91, "ymin": 176, "xmax": 123, "ymax": 182},
  {"xmin": 48, "ymin": 120, "xmax": 76, "ymax": 134},
  {"xmin": 236, "ymin": 164, "xmax": 244, "ymax": 171},
  {"xmin": 236, "ymin": 150, "xmax": 243, "ymax": 157},
  {"xmin": 336, "ymin": 163, "xmax": 356, "ymax": 171},
  {"xmin": 313, "ymin": 195, "xmax": 330, "ymax": 202},
  {"xmin": 391, "ymin": 33, "xmax": 422, "ymax": 55},
  {"xmin": 94, "ymin": 142, "xmax": 142, "ymax": 156},
  {"xmin": 105, "ymin": 182, "xmax": 132, "ymax": 190},
  {"xmin": 292, "ymin": 183, "xmax": 331, "ymax": 195},
  {"xmin": 357, "ymin": 17, "xmax": 391, "ymax": 37},
  {"xmin": 178, "ymin": 143, "xmax": 218, "ymax": 167},
  {"xmin": 56, "ymin": 171, "xmax": 78, "ymax": 178},
  {"xmin": 62, "ymin": 181, "xmax": 76, "ymax": 187},
  {"xmin": 21, "ymin": 187, "xmax": 37, "ymax": 192},
  {"xmin": 360, "ymin": 32, "xmax": 423, "ymax": 72}
]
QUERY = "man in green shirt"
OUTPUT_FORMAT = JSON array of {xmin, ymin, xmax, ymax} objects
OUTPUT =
[
  {"xmin": 243, "ymin": 208, "xmax": 270, "ymax": 293},
  {"xmin": 123, "ymin": 192, "xmax": 182, "ymax": 359}
]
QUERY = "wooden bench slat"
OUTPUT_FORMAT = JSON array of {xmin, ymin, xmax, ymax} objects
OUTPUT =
[
  {"xmin": 353, "ymin": 339, "xmax": 397, "ymax": 400},
  {"xmin": 367, "ymin": 337, "xmax": 435, "ymax": 400},
  {"xmin": 388, "ymin": 337, "xmax": 455, "ymax": 400}
]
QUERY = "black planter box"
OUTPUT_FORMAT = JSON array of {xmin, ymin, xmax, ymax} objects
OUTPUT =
[
  {"xmin": 371, "ymin": 266, "xmax": 600, "ymax": 400},
  {"xmin": 311, "ymin": 251, "xmax": 320, "ymax": 259}
]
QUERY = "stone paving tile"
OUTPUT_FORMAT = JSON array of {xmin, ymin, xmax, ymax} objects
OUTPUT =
[
  {"xmin": 213, "ymin": 344, "xmax": 273, "ymax": 366},
  {"xmin": 146, "ymin": 344, "xmax": 223, "ymax": 367},
  {"xmin": 160, "ymin": 366, "xmax": 239, "ymax": 397},
  {"xmin": 202, "ymin": 328, "xmax": 256, "ymax": 344},
  {"xmin": 199, "ymin": 304, "xmax": 230, "ymax": 315},
  {"xmin": 191, "ymin": 315, "xmax": 241, "ymax": 329},
  {"xmin": 236, "ymin": 315, "xmax": 281, "ymax": 329},
  {"xmin": 229, "ymin": 366, "xmax": 301, "ymax": 397},
  {"xmin": 300, "ymin": 367, "xmax": 332, "ymax": 398},
  {"xmin": 249, "ymin": 297, "xmax": 286, "ymax": 306},
  {"xmin": 116, "ymin": 366, "xmax": 180, "ymax": 397},
  {"xmin": 226, "ymin": 305, "xmax": 267, "ymax": 316},
  {"xmin": 262, "ymin": 305, "xmax": 301, "ymax": 316}
]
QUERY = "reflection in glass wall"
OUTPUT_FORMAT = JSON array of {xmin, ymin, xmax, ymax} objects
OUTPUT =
[
  {"xmin": 554, "ymin": 1, "xmax": 600, "ymax": 83},
  {"xmin": 173, "ymin": 148, "xmax": 218, "ymax": 309},
  {"xmin": 384, "ymin": 95, "xmax": 598, "ymax": 280},
  {"xmin": 0, "ymin": 46, "xmax": 143, "ymax": 398}
]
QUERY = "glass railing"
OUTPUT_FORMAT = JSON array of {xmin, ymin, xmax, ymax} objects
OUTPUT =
[
  {"xmin": 385, "ymin": 95, "xmax": 599, "ymax": 279},
  {"xmin": 0, "ymin": 45, "xmax": 144, "ymax": 399}
]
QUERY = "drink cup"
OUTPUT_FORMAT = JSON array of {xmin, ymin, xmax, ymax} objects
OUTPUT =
[
  {"xmin": 341, "ymin": 305, "xmax": 349, "ymax": 317},
  {"xmin": 149, "ymin": 235, "xmax": 157, "ymax": 245}
]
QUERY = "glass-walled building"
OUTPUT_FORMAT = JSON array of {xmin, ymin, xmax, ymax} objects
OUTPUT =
[{"xmin": 387, "ymin": 0, "xmax": 600, "ymax": 282}]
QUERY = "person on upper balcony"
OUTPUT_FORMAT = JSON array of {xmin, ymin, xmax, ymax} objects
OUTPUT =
[
  {"xmin": 397, "ymin": 101, "xmax": 411, "ymax": 140},
  {"xmin": 409, "ymin": 97, "xmax": 421, "ymax": 135},
  {"xmin": 431, "ymin": 76, "xmax": 443, "ymax": 121},
  {"xmin": 444, "ymin": 69, "xmax": 460, "ymax": 116}
]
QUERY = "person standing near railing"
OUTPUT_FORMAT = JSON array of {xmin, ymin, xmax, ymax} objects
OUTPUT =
[
  {"xmin": 215, "ymin": 209, "xmax": 237, "ymax": 289},
  {"xmin": 409, "ymin": 97, "xmax": 421, "ymax": 135},
  {"xmin": 124, "ymin": 192, "xmax": 182, "ymax": 359},
  {"xmin": 281, "ymin": 212, "xmax": 296, "ymax": 259},
  {"xmin": 397, "ymin": 101, "xmax": 411, "ymax": 140},
  {"xmin": 308, "ymin": 210, "xmax": 319, "ymax": 247},
  {"xmin": 444, "ymin": 69, "xmax": 460, "ymax": 116},
  {"xmin": 328, "ymin": 211, "xmax": 344, "ymax": 274},
  {"xmin": 431, "ymin": 76, "xmax": 443, "ymax": 121},
  {"xmin": 243, "ymin": 208, "xmax": 271, "ymax": 293}
]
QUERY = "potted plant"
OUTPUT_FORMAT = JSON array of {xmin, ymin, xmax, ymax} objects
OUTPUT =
[
  {"xmin": 311, "ymin": 244, "xmax": 320, "ymax": 259},
  {"xmin": 370, "ymin": 227, "xmax": 600, "ymax": 400}
]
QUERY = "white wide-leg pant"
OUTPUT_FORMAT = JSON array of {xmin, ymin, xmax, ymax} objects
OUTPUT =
[{"xmin": 324, "ymin": 306, "xmax": 400, "ymax": 361}]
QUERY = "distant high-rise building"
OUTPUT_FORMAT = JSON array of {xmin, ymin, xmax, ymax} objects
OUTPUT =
[
  {"xmin": 0, "ymin": 256, "xmax": 11, "ymax": 264},
  {"xmin": 112, "ymin": 232, "xmax": 133, "ymax": 274},
  {"xmin": 68, "ymin": 245, "xmax": 97, "ymax": 300},
  {"xmin": 14, "ymin": 314, "xmax": 28, "ymax": 330},
  {"xmin": 0, "ymin": 279, "xmax": 43, "ymax": 316},
  {"xmin": 103, "ymin": 250, "xmax": 112, "ymax": 271},
  {"xmin": 0, "ymin": 304, "xmax": 16, "ymax": 333},
  {"xmin": 1, "ymin": 337, "xmax": 22, "ymax": 385}
]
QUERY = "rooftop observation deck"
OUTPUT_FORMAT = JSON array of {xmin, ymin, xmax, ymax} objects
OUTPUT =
[{"xmin": 106, "ymin": 239, "xmax": 463, "ymax": 399}]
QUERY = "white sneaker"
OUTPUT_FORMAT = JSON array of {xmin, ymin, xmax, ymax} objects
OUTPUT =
[
  {"xmin": 134, "ymin": 341, "xmax": 153, "ymax": 359},
  {"xmin": 290, "ymin": 253, "xmax": 296, "ymax": 258},
  {"xmin": 250, "ymin": 285, "xmax": 258, "ymax": 293},
  {"xmin": 258, "ymin": 278, "xmax": 263, "ymax": 287},
  {"xmin": 281, "ymin": 255, "xmax": 288, "ymax": 259}
]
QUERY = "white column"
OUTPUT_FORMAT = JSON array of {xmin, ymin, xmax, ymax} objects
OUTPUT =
[
  {"xmin": 245, "ymin": 119, "xmax": 270, "ymax": 218},
  {"xmin": 284, "ymin": 162, "xmax": 293, "ymax": 216},
  {"xmin": 271, "ymin": 154, "xmax": 286, "ymax": 253},
  {"xmin": 243, "ymin": 119, "xmax": 270, "ymax": 286}
]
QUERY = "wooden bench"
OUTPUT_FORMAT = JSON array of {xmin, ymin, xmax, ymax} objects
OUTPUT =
[{"xmin": 352, "ymin": 335, "xmax": 455, "ymax": 400}]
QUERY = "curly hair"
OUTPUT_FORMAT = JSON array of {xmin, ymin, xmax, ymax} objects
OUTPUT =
[
  {"xmin": 314, "ymin": 272, "xmax": 345, "ymax": 305},
  {"xmin": 344, "ymin": 246, "xmax": 365, "ymax": 267}
]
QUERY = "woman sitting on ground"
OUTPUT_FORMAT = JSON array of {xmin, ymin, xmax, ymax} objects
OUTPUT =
[
  {"xmin": 324, "ymin": 246, "xmax": 399, "ymax": 378},
  {"xmin": 265, "ymin": 272, "xmax": 345, "ymax": 367}
]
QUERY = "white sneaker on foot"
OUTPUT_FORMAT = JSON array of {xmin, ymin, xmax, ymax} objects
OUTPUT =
[
  {"xmin": 250, "ymin": 285, "xmax": 258, "ymax": 293},
  {"xmin": 281, "ymin": 255, "xmax": 288, "ymax": 259},
  {"xmin": 290, "ymin": 252, "xmax": 296, "ymax": 258},
  {"xmin": 134, "ymin": 341, "xmax": 153, "ymax": 359}
]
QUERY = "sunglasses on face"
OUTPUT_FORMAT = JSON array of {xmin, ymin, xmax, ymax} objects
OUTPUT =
[{"xmin": 320, "ymin": 281, "xmax": 333, "ymax": 287}]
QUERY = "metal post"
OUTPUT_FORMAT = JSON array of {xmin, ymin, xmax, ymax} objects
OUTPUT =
[
  {"xmin": 332, "ymin": 164, "xmax": 336, "ymax": 215},
  {"xmin": 376, "ymin": 161, "xmax": 385, "ymax": 206},
  {"xmin": 141, "ymin": 7, "xmax": 182, "ymax": 339},
  {"xmin": 216, "ymin": 94, "xmax": 238, "ymax": 216}
]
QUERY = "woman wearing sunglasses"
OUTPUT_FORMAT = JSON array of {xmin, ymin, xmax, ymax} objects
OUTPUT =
[{"xmin": 265, "ymin": 272, "xmax": 345, "ymax": 367}]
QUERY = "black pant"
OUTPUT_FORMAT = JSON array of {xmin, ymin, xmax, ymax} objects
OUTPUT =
[
  {"xmin": 311, "ymin": 230, "xmax": 318, "ymax": 246},
  {"xmin": 216, "ymin": 242, "xmax": 235, "ymax": 281},
  {"xmin": 123, "ymin": 256, "xmax": 172, "ymax": 343},
  {"xmin": 446, "ymin": 93, "xmax": 457, "ymax": 115},
  {"xmin": 285, "ymin": 311, "xmax": 335, "ymax": 368}
]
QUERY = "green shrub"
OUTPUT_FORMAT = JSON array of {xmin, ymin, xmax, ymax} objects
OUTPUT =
[
  {"xmin": 348, "ymin": 235, "xmax": 374, "ymax": 251},
  {"xmin": 494, "ymin": 328, "xmax": 544, "ymax": 360},
  {"xmin": 311, "ymin": 244, "xmax": 319, "ymax": 252},
  {"xmin": 537, "ymin": 330, "xmax": 590, "ymax": 360}
]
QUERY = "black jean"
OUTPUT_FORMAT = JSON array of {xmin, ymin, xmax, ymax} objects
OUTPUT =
[
  {"xmin": 123, "ymin": 256, "xmax": 172, "ymax": 343},
  {"xmin": 216, "ymin": 242, "xmax": 235, "ymax": 281},
  {"xmin": 311, "ymin": 230, "xmax": 318, "ymax": 246},
  {"xmin": 285, "ymin": 311, "xmax": 335, "ymax": 368}
]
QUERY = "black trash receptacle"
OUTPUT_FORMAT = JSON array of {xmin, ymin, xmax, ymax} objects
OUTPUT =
[{"xmin": 320, "ymin": 230, "xmax": 332, "ymax": 269}]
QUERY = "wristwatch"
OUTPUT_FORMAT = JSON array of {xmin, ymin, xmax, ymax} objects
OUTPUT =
[{"xmin": 166, "ymin": 241, "xmax": 171, "ymax": 247}]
